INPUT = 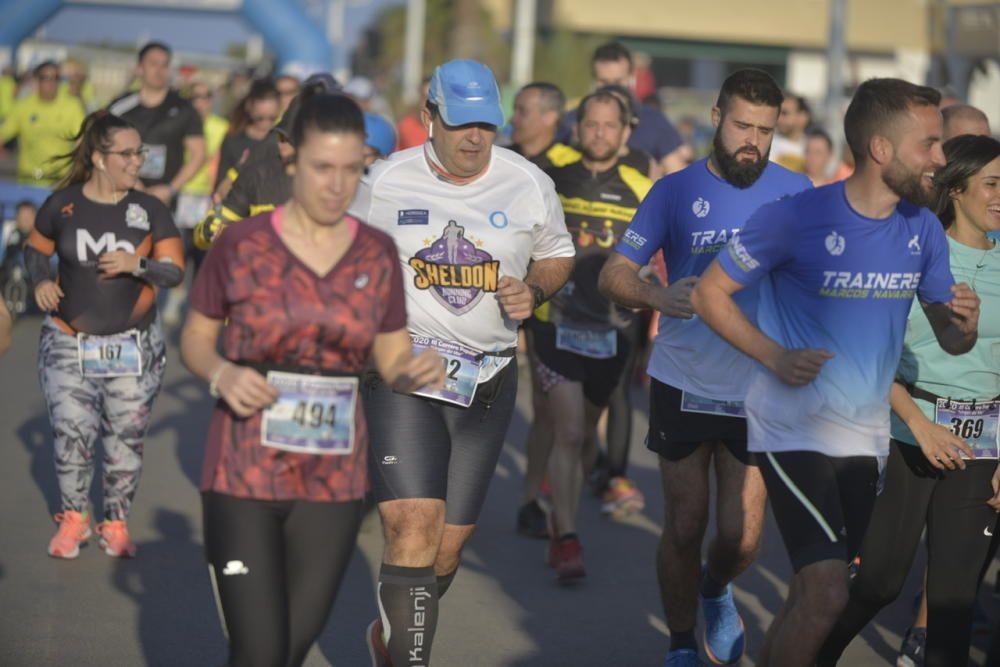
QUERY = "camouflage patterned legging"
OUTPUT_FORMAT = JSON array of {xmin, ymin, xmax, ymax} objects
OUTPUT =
[{"xmin": 38, "ymin": 316, "xmax": 166, "ymax": 521}]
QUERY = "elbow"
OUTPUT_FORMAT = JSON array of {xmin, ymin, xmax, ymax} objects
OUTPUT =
[{"xmin": 690, "ymin": 283, "xmax": 707, "ymax": 317}]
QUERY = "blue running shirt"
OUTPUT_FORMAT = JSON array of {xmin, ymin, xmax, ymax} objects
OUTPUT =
[
  {"xmin": 615, "ymin": 158, "xmax": 811, "ymax": 399},
  {"xmin": 718, "ymin": 182, "xmax": 955, "ymax": 457}
]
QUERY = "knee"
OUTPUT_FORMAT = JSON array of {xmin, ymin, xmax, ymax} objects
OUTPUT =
[
  {"xmin": 852, "ymin": 564, "xmax": 906, "ymax": 609},
  {"xmin": 380, "ymin": 504, "xmax": 444, "ymax": 557},
  {"xmin": 553, "ymin": 419, "xmax": 585, "ymax": 450},
  {"xmin": 715, "ymin": 529, "xmax": 761, "ymax": 565},
  {"xmin": 799, "ymin": 568, "xmax": 850, "ymax": 623},
  {"xmin": 663, "ymin": 510, "xmax": 708, "ymax": 550}
]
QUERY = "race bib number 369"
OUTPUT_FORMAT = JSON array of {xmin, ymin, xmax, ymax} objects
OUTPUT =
[
  {"xmin": 934, "ymin": 398, "xmax": 1000, "ymax": 459},
  {"xmin": 261, "ymin": 372, "xmax": 358, "ymax": 455}
]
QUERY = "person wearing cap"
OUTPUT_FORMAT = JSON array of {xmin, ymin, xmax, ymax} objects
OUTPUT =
[
  {"xmin": 352, "ymin": 59, "xmax": 574, "ymax": 667},
  {"xmin": 362, "ymin": 112, "xmax": 396, "ymax": 167}
]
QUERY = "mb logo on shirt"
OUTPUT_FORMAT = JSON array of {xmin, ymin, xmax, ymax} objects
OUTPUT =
[
  {"xmin": 408, "ymin": 221, "xmax": 500, "ymax": 315},
  {"xmin": 76, "ymin": 230, "xmax": 136, "ymax": 262}
]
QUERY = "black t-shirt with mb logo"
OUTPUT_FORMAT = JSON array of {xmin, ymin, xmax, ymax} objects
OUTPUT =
[{"xmin": 33, "ymin": 184, "xmax": 180, "ymax": 334}]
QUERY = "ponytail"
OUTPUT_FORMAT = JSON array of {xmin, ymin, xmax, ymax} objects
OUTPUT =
[{"xmin": 57, "ymin": 110, "xmax": 135, "ymax": 189}]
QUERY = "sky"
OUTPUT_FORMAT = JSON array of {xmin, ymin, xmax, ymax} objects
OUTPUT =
[{"xmin": 38, "ymin": 1, "xmax": 398, "ymax": 62}]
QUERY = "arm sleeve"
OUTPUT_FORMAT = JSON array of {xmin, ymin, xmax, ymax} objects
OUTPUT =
[
  {"xmin": 379, "ymin": 237, "xmax": 408, "ymax": 333},
  {"xmin": 188, "ymin": 231, "xmax": 231, "ymax": 319},
  {"xmin": 916, "ymin": 212, "xmax": 955, "ymax": 304},
  {"xmin": 716, "ymin": 200, "xmax": 795, "ymax": 287},
  {"xmin": 613, "ymin": 179, "xmax": 672, "ymax": 266},
  {"xmin": 530, "ymin": 178, "xmax": 575, "ymax": 261}
]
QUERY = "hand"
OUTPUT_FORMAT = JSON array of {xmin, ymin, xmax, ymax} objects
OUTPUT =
[
  {"xmin": 948, "ymin": 282, "xmax": 980, "ymax": 336},
  {"xmin": 650, "ymin": 276, "xmax": 698, "ymax": 319},
  {"xmin": 496, "ymin": 276, "xmax": 534, "ymax": 321},
  {"xmin": 215, "ymin": 365, "xmax": 280, "ymax": 418},
  {"xmin": 393, "ymin": 348, "xmax": 447, "ymax": 393},
  {"xmin": 770, "ymin": 348, "xmax": 834, "ymax": 386},
  {"xmin": 145, "ymin": 184, "xmax": 173, "ymax": 205},
  {"xmin": 910, "ymin": 416, "xmax": 975, "ymax": 470},
  {"xmin": 98, "ymin": 251, "xmax": 140, "ymax": 278},
  {"xmin": 34, "ymin": 280, "xmax": 63, "ymax": 311},
  {"xmin": 989, "ymin": 464, "xmax": 1000, "ymax": 511}
]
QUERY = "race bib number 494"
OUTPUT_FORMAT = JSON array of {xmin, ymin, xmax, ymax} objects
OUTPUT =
[
  {"xmin": 77, "ymin": 330, "xmax": 142, "ymax": 377},
  {"xmin": 934, "ymin": 398, "xmax": 1000, "ymax": 459},
  {"xmin": 261, "ymin": 372, "xmax": 358, "ymax": 455}
]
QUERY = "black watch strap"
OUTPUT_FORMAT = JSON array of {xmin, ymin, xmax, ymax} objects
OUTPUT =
[{"xmin": 529, "ymin": 284, "xmax": 545, "ymax": 309}]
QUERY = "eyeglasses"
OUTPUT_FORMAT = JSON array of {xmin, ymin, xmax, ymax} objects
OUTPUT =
[{"xmin": 103, "ymin": 147, "xmax": 149, "ymax": 161}]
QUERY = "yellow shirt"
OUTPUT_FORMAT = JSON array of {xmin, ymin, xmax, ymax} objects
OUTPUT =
[
  {"xmin": 0, "ymin": 75, "xmax": 16, "ymax": 121},
  {"xmin": 59, "ymin": 80, "xmax": 97, "ymax": 112},
  {"xmin": 183, "ymin": 114, "xmax": 229, "ymax": 196},
  {"xmin": 0, "ymin": 93, "xmax": 85, "ymax": 185}
]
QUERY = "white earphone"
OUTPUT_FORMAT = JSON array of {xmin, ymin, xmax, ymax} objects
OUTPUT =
[
  {"xmin": 428, "ymin": 124, "xmax": 434, "ymax": 139},
  {"xmin": 97, "ymin": 161, "xmax": 106, "ymax": 171}
]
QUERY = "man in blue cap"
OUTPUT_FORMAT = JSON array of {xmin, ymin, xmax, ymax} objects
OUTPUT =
[{"xmin": 353, "ymin": 59, "xmax": 575, "ymax": 667}]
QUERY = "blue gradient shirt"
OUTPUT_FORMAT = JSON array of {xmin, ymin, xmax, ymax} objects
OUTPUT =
[
  {"xmin": 718, "ymin": 182, "xmax": 955, "ymax": 457},
  {"xmin": 615, "ymin": 158, "xmax": 811, "ymax": 399}
]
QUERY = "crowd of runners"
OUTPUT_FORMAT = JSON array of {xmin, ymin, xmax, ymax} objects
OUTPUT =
[{"xmin": 0, "ymin": 35, "xmax": 998, "ymax": 667}]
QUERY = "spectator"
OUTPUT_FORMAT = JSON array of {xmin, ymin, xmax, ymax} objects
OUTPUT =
[
  {"xmin": 770, "ymin": 93, "xmax": 810, "ymax": 172},
  {"xmin": 109, "ymin": 42, "xmax": 206, "ymax": 209},
  {"xmin": 0, "ymin": 61, "xmax": 85, "ymax": 185}
]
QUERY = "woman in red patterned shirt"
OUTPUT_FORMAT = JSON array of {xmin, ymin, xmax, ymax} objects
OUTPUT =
[{"xmin": 180, "ymin": 91, "xmax": 443, "ymax": 667}]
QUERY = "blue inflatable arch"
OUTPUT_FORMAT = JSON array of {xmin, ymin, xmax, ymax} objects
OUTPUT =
[{"xmin": 0, "ymin": 0, "xmax": 332, "ymax": 73}]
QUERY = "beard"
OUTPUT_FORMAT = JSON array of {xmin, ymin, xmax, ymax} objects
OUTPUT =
[
  {"xmin": 883, "ymin": 157, "xmax": 936, "ymax": 208},
  {"xmin": 712, "ymin": 132, "xmax": 769, "ymax": 189},
  {"xmin": 581, "ymin": 141, "xmax": 619, "ymax": 164}
]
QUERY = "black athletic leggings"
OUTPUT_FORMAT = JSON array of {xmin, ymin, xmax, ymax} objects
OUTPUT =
[
  {"xmin": 203, "ymin": 491, "xmax": 364, "ymax": 667},
  {"xmin": 819, "ymin": 440, "xmax": 999, "ymax": 667},
  {"xmin": 605, "ymin": 317, "xmax": 642, "ymax": 478}
]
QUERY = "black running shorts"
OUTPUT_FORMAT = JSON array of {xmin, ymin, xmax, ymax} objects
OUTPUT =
[
  {"xmin": 646, "ymin": 379, "xmax": 751, "ymax": 464},
  {"xmin": 759, "ymin": 449, "xmax": 880, "ymax": 572}
]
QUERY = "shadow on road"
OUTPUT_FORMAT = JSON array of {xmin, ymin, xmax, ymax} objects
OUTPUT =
[{"xmin": 111, "ymin": 508, "xmax": 226, "ymax": 667}]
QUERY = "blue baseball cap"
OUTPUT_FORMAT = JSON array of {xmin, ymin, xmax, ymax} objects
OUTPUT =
[
  {"xmin": 427, "ymin": 60, "xmax": 504, "ymax": 128},
  {"xmin": 364, "ymin": 112, "xmax": 396, "ymax": 158}
]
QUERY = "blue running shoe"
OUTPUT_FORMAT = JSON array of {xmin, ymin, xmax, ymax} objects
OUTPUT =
[
  {"xmin": 700, "ymin": 584, "xmax": 745, "ymax": 665},
  {"xmin": 663, "ymin": 648, "xmax": 700, "ymax": 666}
]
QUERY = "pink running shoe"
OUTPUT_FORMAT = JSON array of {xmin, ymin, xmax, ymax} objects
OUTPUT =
[
  {"xmin": 48, "ymin": 511, "xmax": 92, "ymax": 559},
  {"xmin": 97, "ymin": 521, "xmax": 137, "ymax": 558}
]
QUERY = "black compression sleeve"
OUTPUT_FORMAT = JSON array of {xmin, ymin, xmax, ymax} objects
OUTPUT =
[
  {"xmin": 24, "ymin": 246, "xmax": 53, "ymax": 287},
  {"xmin": 141, "ymin": 259, "xmax": 184, "ymax": 288}
]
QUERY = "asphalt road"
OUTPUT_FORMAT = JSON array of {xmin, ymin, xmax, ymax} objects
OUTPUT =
[{"xmin": 0, "ymin": 312, "xmax": 995, "ymax": 666}]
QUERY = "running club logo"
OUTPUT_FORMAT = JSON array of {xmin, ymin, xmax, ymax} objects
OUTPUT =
[
  {"xmin": 825, "ymin": 231, "xmax": 846, "ymax": 256},
  {"xmin": 692, "ymin": 197, "xmax": 711, "ymax": 218},
  {"xmin": 125, "ymin": 203, "xmax": 150, "ymax": 231},
  {"xmin": 408, "ymin": 221, "xmax": 500, "ymax": 314}
]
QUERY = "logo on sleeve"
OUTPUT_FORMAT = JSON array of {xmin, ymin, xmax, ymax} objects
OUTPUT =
[
  {"xmin": 408, "ymin": 221, "xmax": 499, "ymax": 314},
  {"xmin": 908, "ymin": 235, "xmax": 921, "ymax": 255},
  {"xmin": 125, "ymin": 203, "xmax": 150, "ymax": 230},
  {"xmin": 692, "ymin": 197, "xmax": 711, "ymax": 218},
  {"xmin": 825, "ymin": 231, "xmax": 846, "ymax": 256},
  {"xmin": 623, "ymin": 229, "xmax": 646, "ymax": 250},
  {"xmin": 398, "ymin": 209, "xmax": 429, "ymax": 225}
]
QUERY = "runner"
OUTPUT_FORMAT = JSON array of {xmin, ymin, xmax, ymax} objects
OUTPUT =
[
  {"xmin": 215, "ymin": 79, "xmax": 280, "ymax": 191},
  {"xmin": 817, "ymin": 134, "xmax": 1000, "ymax": 667},
  {"xmin": 352, "ymin": 59, "xmax": 574, "ymax": 667},
  {"xmin": 770, "ymin": 93, "xmax": 810, "ymax": 173},
  {"xmin": 0, "ymin": 60, "xmax": 85, "ymax": 186},
  {"xmin": 109, "ymin": 42, "xmax": 205, "ymax": 208},
  {"xmin": 534, "ymin": 89, "xmax": 652, "ymax": 582},
  {"xmin": 942, "ymin": 104, "xmax": 990, "ymax": 141},
  {"xmin": 24, "ymin": 110, "xmax": 185, "ymax": 559},
  {"xmin": 691, "ymin": 78, "xmax": 980, "ymax": 667},
  {"xmin": 509, "ymin": 82, "xmax": 579, "ymax": 171},
  {"xmin": 599, "ymin": 69, "xmax": 811, "ymax": 665},
  {"xmin": 180, "ymin": 92, "xmax": 443, "ymax": 667}
]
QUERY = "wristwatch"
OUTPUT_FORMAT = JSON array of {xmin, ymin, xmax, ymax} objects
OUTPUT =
[
  {"xmin": 528, "ymin": 284, "xmax": 545, "ymax": 309},
  {"xmin": 133, "ymin": 256, "xmax": 148, "ymax": 277}
]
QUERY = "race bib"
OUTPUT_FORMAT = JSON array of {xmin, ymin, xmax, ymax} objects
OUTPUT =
[
  {"xmin": 261, "ymin": 372, "xmax": 358, "ymax": 455},
  {"xmin": 410, "ymin": 335, "xmax": 482, "ymax": 408},
  {"xmin": 138, "ymin": 144, "xmax": 167, "ymax": 180},
  {"xmin": 555, "ymin": 325, "xmax": 617, "ymax": 359},
  {"xmin": 934, "ymin": 398, "xmax": 1000, "ymax": 459},
  {"xmin": 680, "ymin": 391, "xmax": 746, "ymax": 418},
  {"xmin": 174, "ymin": 193, "xmax": 211, "ymax": 229},
  {"xmin": 77, "ymin": 330, "xmax": 142, "ymax": 377}
]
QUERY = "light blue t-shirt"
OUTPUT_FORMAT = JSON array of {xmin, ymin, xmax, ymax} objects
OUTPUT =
[
  {"xmin": 615, "ymin": 158, "xmax": 811, "ymax": 399},
  {"xmin": 718, "ymin": 182, "xmax": 955, "ymax": 457}
]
